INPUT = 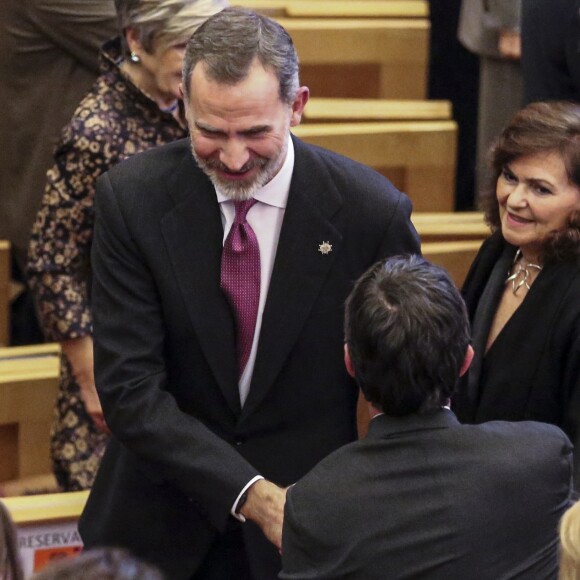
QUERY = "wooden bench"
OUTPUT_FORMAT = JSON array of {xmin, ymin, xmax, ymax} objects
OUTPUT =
[
  {"xmin": 412, "ymin": 212, "xmax": 490, "ymax": 242},
  {"xmin": 0, "ymin": 240, "xmax": 10, "ymax": 346},
  {"xmin": 421, "ymin": 240, "xmax": 483, "ymax": 288},
  {"xmin": 236, "ymin": 0, "xmax": 429, "ymax": 19},
  {"xmin": 2, "ymin": 491, "xmax": 87, "ymax": 576},
  {"xmin": 2, "ymin": 490, "xmax": 87, "ymax": 525},
  {"xmin": 281, "ymin": 18, "xmax": 429, "ymax": 99},
  {"xmin": 0, "ymin": 343, "xmax": 61, "ymax": 483},
  {"xmin": 303, "ymin": 98, "xmax": 452, "ymax": 123},
  {"xmin": 293, "ymin": 120, "xmax": 457, "ymax": 211}
]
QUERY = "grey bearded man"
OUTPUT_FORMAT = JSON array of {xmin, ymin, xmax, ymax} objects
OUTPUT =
[{"xmin": 80, "ymin": 7, "xmax": 420, "ymax": 579}]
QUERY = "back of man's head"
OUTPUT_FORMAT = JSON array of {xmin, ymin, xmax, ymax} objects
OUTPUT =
[
  {"xmin": 345, "ymin": 255, "xmax": 470, "ymax": 416},
  {"xmin": 182, "ymin": 6, "xmax": 299, "ymax": 104}
]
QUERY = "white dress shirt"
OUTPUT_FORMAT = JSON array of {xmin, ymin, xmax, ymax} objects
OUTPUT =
[
  {"xmin": 216, "ymin": 136, "xmax": 294, "ymax": 406},
  {"xmin": 214, "ymin": 136, "xmax": 295, "ymax": 519}
]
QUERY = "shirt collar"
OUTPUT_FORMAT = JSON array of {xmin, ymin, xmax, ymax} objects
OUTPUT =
[
  {"xmin": 367, "ymin": 408, "xmax": 460, "ymax": 439},
  {"xmin": 216, "ymin": 135, "xmax": 294, "ymax": 208}
]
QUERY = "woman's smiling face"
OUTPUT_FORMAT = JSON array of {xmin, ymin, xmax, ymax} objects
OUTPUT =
[{"xmin": 497, "ymin": 150, "xmax": 580, "ymax": 261}]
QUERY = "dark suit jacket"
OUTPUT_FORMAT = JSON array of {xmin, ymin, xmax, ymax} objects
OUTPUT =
[
  {"xmin": 522, "ymin": 0, "xmax": 580, "ymax": 103},
  {"xmin": 281, "ymin": 410, "xmax": 573, "ymax": 580},
  {"xmin": 453, "ymin": 232, "xmax": 580, "ymax": 487},
  {"xmin": 79, "ymin": 135, "xmax": 420, "ymax": 579}
]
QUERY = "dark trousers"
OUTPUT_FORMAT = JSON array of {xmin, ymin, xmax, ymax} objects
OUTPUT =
[
  {"xmin": 192, "ymin": 523, "xmax": 281, "ymax": 580},
  {"xmin": 192, "ymin": 527, "xmax": 252, "ymax": 580}
]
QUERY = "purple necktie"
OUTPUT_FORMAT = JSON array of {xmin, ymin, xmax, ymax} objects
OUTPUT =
[{"xmin": 221, "ymin": 199, "xmax": 261, "ymax": 377}]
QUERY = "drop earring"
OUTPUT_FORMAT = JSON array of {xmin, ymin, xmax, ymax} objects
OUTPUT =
[{"xmin": 130, "ymin": 51, "xmax": 140, "ymax": 63}]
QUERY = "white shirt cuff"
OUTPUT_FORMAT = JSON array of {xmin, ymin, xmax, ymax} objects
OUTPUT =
[{"xmin": 231, "ymin": 475, "xmax": 264, "ymax": 522}]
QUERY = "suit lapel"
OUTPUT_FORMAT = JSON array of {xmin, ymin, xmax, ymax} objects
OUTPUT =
[
  {"xmin": 160, "ymin": 154, "xmax": 240, "ymax": 416},
  {"xmin": 241, "ymin": 138, "xmax": 343, "ymax": 420}
]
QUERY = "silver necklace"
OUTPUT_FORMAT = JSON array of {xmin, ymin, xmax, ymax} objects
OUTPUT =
[{"xmin": 505, "ymin": 249, "xmax": 543, "ymax": 295}]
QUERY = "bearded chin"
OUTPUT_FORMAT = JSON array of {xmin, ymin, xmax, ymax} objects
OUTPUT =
[
  {"xmin": 191, "ymin": 148, "xmax": 270, "ymax": 200},
  {"xmin": 208, "ymin": 173, "xmax": 262, "ymax": 202}
]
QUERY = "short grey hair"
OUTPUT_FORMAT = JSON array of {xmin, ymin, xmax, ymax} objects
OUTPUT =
[
  {"xmin": 182, "ymin": 7, "xmax": 300, "ymax": 105},
  {"xmin": 115, "ymin": 0, "xmax": 228, "ymax": 56}
]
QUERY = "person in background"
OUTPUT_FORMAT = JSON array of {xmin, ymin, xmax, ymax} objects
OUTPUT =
[
  {"xmin": 428, "ymin": 0, "xmax": 480, "ymax": 210},
  {"xmin": 26, "ymin": 0, "xmax": 228, "ymax": 492},
  {"xmin": 458, "ymin": 0, "xmax": 523, "ymax": 191},
  {"xmin": 0, "ymin": 501, "xmax": 23, "ymax": 580},
  {"xmin": 0, "ymin": 0, "xmax": 117, "ymax": 270},
  {"xmin": 560, "ymin": 501, "xmax": 580, "ymax": 580},
  {"xmin": 79, "ymin": 7, "xmax": 420, "ymax": 579},
  {"xmin": 453, "ymin": 101, "xmax": 580, "ymax": 487},
  {"xmin": 521, "ymin": 0, "xmax": 580, "ymax": 104},
  {"xmin": 281, "ymin": 255, "xmax": 572, "ymax": 580},
  {"xmin": 0, "ymin": 0, "xmax": 117, "ymax": 345}
]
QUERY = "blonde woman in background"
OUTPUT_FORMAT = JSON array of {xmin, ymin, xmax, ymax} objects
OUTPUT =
[{"xmin": 560, "ymin": 502, "xmax": 580, "ymax": 580}]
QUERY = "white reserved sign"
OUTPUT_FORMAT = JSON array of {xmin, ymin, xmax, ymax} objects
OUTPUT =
[{"xmin": 17, "ymin": 521, "xmax": 82, "ymax": 577}]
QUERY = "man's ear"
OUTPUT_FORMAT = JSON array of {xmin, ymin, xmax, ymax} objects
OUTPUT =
[
  {"xmin": 344, "ymin": 343, "xmax": 355, "ymax": 378},
  {"xmin": 459, "ymin": 344, "xmax": 475, "ymax": 377},
  {"xmin": 290, "ymin": 86, "xmax": 310, "ymax": 127}
]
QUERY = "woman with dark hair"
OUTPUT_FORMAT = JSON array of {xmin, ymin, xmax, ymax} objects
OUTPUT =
[
  {"xmin": 26, "ymin": 0, "xmax": 228, "ymax": 492},
  {"xmin": 453, "ymin": 101, "xmax": 580, "ymax": 481}
]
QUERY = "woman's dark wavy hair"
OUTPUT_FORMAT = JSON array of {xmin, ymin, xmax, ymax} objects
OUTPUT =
[{"xmin": 479, "ymin": 101, "xmax": 580, "ymax": 262}]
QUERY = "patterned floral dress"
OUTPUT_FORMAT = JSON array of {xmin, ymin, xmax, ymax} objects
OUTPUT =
[{"xmin": 27, "ymin": 37, "xmax": 188, "ymax": 491}]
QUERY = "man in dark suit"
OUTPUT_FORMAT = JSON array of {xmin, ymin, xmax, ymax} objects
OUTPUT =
[
  {"xmin": 281, "ymin": 256, "xmax": 573, "ymax": 580},
  {"xmin": 79, "ymin": 7, "xmax": 420, "ymax": 580}
]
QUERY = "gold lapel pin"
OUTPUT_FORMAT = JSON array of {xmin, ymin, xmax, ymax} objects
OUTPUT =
[{"xmin": 318, "ymin": 241, "xmax": 332, "ymax": 255}]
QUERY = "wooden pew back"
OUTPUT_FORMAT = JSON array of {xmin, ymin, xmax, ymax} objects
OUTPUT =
[
  {"xmin": 236, "ymin": 0, "xmax": 429, "ymax": 19},
  {"xmin": 293, "ymin": 120, "xmax": 457, "ymax": 211},
  {"xmin": 2, "ymin": 491, "xmax": 87, "ymax": 576},
  {"xmin": 0, "ymin": 240, "xmax": 10, "ymax": 346},
  {"xmin": 421, "ymin": 240, "xmax": 483, "ymax": 288},
  {"xmin": 282, "ymin": 18, "xmax": 429, "ymax": 99},
  {"xmin": 413, "ymin": 212, "xmax": 490, "ymax": 242},
  {"xmin": 303, "ymin": 98, "xmax": 452, "ymax": 123},
  {"xmin": 0, "ymin": 344, "xmax": 61, "ymax": 482}
]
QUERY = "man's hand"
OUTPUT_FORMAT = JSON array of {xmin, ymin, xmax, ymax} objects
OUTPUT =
[
  {"xmin": 498, "ymin": 29, "xmax": 521, "ymax": 60},
  {"xmin": 240, "ymin": 479, "xmax": 287, "ymax": 550},
  {"xmin": 61, "ymin": 335, "xmax": 109, "ymax": 433}
]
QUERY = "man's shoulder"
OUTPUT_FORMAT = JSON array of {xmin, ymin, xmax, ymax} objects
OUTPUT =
[
  {"xmin": 97, "ymin": 139, "xmax": 201, "ymax": 212},
  {"xmin": 298, "ymin": 418, "xmax": 573, "ymax": 480},
  {"xmin": 461, "ymin": 419, "xmax": 573, "ymax": 463},
  {"xmin": 470, "ymin": 418, "xmax": 569, "ymax": 440},
  {"xmin": 108, "ymin": 138, "xmax": 193, "ymax": 180}
]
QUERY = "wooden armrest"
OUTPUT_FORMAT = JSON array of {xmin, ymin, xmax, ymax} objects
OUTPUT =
[{"xmin": 304, "ymin": 98, "xmax": 452, "ymax": 122}]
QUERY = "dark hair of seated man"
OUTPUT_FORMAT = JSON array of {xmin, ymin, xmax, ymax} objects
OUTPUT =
[{"xmin": 345, "ymin": 254, "xmax": 471, "ymax": 416}]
